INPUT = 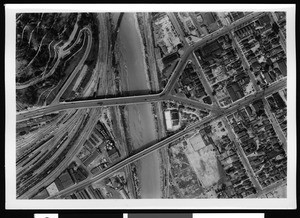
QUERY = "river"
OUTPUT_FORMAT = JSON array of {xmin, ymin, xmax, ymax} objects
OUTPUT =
[
  {"xmin": 116, "ymin": 12, "xmax": 161, "ymax": 198},
  {"xmin": 118, "ymin": 12, "xmax": 150, "ymax": 93}
]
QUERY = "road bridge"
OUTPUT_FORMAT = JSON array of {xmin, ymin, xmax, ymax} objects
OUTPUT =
[
  {"xmin": 46, "ymin": 79, "xmax": 286, "ymax": 199},
  {"xmin": 16, "ymin": 12, "xmax": 287, "ymax": 199},
  {"xmin": 17, "ymin": 12, "xmax": 267, "ymax": 122}
]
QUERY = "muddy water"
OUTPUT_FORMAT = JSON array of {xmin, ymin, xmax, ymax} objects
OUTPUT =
[{"xmin": 117, "ymin": 13, "xmax": 161, "ymax": 198}]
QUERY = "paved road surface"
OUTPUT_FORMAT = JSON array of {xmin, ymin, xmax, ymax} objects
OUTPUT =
[
  {"xmin": 262, "ymin": 97, "xmax": 287, "ymax": 151},
  {"xmin": 17, "ymin": 12, "xmax": 266, "ymax": 123},
  {"xmin": 48, "ymin": 114, "xmax": 216, "ymax": 199},
  {"xmin": 222, "ymin": 117, "xmax": 263, "ymax": 191},
  {"xmin": 167, "ymin": 12, "xmax": 189, "ymax": 48},
  {"xmin": 17, "ymin": 92, "xmax": 220, "ymax": 122},
  {"xmin": 47, "ymin": 79, "xmax": 286, "ymax": 199},
  {"xmin": 246, "ymin": 179, "xmax": 286, "ymax": 198},
  {"xmin": 17, "ymin": 12, "xmax": 287, "ymax": 199},
  {"xmin": 229, "ymin": 30, "xmax": 260, "ymax": 92},
  {"xmin": 16, "ymin": 17, "xmax": 82, "ymax": 90},
  {"xmin": 19, "ymin": 109, "xmax": 100, "ymax": 199},
  {"xmin": 51, "ymin": 28, "xmax": 92, "ymax": 104}
]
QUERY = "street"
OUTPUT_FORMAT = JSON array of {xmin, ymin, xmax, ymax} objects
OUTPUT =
[{"xmin": 15, "ymin": 11, "xmax": 288, "ymax": 200}]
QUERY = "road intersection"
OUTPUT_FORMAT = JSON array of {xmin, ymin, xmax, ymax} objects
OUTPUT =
[
  {"xmin": 16, "ymin": 11, "xmax": 287, "ymax": 199},
  {"xmin": 47, "ymin": 78, "xmax": 286, "ymax": 199},
  {"xmin": 17, "ymin": 12, "xmax": 266, "ymax": 122}
]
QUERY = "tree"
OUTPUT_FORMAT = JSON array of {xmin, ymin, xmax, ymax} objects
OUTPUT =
[{"xmin": 24, "ymin": 86, "xmax": 38, "ymax": 105}]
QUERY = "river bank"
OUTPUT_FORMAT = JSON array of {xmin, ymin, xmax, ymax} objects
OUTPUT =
[
  {"xmin": 114, "ymin": 12, "xmax": 162, "ymax": 198},
  {"xmin": 115, "ymin": 13, "xmax": 150, "ymax": 94},
  {"xmin": 136, "ymin": 12, "xmax": 161, "ymax": 93}
]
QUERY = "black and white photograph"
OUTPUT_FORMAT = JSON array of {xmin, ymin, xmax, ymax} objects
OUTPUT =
[{"xmin": 5, "ymin": 4, "xmax": 296, "ymax": 209}]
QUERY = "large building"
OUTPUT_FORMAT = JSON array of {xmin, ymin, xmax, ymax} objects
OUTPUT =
[
  {"xmin": 164, "ymin": 109, "xmax": 180, "ymax": 131},
  {"xmin": 54, "ymin": 170, "xmax": 75, "ymax": 191},
  {"xmin": 83, "ymin": 150, "xmax": 101, "ymax": 167},
  {"xmin": 153, "ymin": 14, "xmax": 181, "ymax": 55},
  {"xmin": 162, "ymin": 52, "xmax": 179, "ymax": 65},
  {"xmin": 226, "ymin": 82, "xmax": 244, "ymax": 102}
]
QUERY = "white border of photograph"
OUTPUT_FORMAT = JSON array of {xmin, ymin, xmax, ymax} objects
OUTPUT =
[{"xmin": 5, "ymin": 4, "xmax": 296, "ymax": 209}]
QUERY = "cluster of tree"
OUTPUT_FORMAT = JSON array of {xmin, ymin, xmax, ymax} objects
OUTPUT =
[
  {"xmin": 16, "ymin": 70, "xmax": 32, "ymax": 83},
  {"xmin": 76, "ymin": 13, "xmax": 100, "ymax": 92},
  {"xmin": 77, "ymin": 13, "xmax": 95, "ymax": 28},
  {"xmin": 61, "ymin": 13, "xmax": 78, "ymax": 41},
  {"xmin": 16, "ymin": 85, "xmax": 38, "ymax": 105},
  {"xmin": 81, "ymin": 13, "xmax": 100, "ymax": 69},
  {"xmin": 16, "ymin": 44, "xmax": 37, "ymax": 63},
  {"xmin": 16, "ymin": 13, "xmax": 79, "ymax": 84},
  {"xmin": 48, "ymin": 63, "xmax": 66, "ymax": 83},
  {"xmin": 17, "ymin": 13, "xmax": 48, "ymax": 53},
  {"xmin": 31, "ymin": 44, "xmax": 50, "ymax": 69}
]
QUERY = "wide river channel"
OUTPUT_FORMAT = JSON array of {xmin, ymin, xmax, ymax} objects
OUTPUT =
[{"xmin": 116, "ymin": 13, "xmax": 161, "ymax": 198}]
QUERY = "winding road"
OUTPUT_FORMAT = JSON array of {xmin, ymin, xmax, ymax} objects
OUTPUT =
[
  {"xmin": 16, "ymin": 11, "xmax": 288, "ymax": 199},
  {"xmin": 17, "ymin": 12, "xmax": 266, "ymax": 122}
]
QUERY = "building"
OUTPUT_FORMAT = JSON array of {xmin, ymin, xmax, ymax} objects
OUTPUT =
[
  {"xmin": 76, "ymin": 189, "xmax": 91, "ymax": 199},
  {"xmin": 32, "ymin": 189, "xmax": 50, "ymax": 199},
  {"xmin": 58, "ymin": 170, "xmax": 75, "ymax": 189},
  {"xmin": 153, "ymin": 14, "xmax": 181, "ymax": 55},
  {"xmin": 83, "ymin": 150, "xmax": 101, "ymax": 167},
  {"xmin": 164, "ymin": 109, "xmax": 180, "ymax": 131},
  {"xmin": 88, "ymin": 186, "xmax": 104, "ymax": 199},
  {"xmin": 277, "ymin": 59, "xmax": 287, "ymax": 76},
  {"xmin": 227, "ymin": 82, "xmax": 244, "ymax": 102},
  {"xmin": 84, "ymin": 140, "xmax": 94, "ymax": 151},
  {"xmin": 46, "ymin": 182, "xmax": 60, "ymax": 196},
  {"xmin": 228, "ymin": 12, "xmax": 245, "ymax": 23},
  {"xmin": 54, "ymin": 178, "xmax": 64, "ymax": 191},
  {"xmin": 162, "ymin": 52, "xmax": 179, "ymax": 65},
  {"xmin": 273, "ymin": 92, "xmax": 286, "ymax": 109},
  {"xmin": 201, "ymin": 41, "xmax": 221, "ymax": 57},
  {"xmin": 258, "ymin": 14, "xmax": 271, "ymax": 29},
  {"xmin": 106, "ymin": 140, "xmax": 120, "ymax": 161},
  {"xmin": 91, "ymin": 166, "xmax": 101, "ymax": 175}
]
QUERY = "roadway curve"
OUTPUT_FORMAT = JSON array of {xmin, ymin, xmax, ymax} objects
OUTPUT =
[
  {"xmin": 16, "ymin": 12, "xmax": 266, "ymax": 122},
  {"xmin": 18, "ymin": 12, "xmax": 286, "ymax": 199},
  {"xmin": 48, "ymin": 79, "xmax": 286, "ymax": 199},
  {"xmin": 51, "ymin": 27, "xmax": 92, "ymax": 104},
  {"xmin": 18, "ymin": 108, "xmax": 100, "ymax": 199},
  {"xmin": 49, "ymin": 113, "xmax": 217, "ymax": 199},
  {"xmin": 16, "ymin": 21, "xmax": 85, "ymax": 90}
]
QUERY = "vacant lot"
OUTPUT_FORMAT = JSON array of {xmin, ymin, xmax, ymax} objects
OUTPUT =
[{"xmin": 185, "ymin": 143, "xmax": 221, "ymax": 188}]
